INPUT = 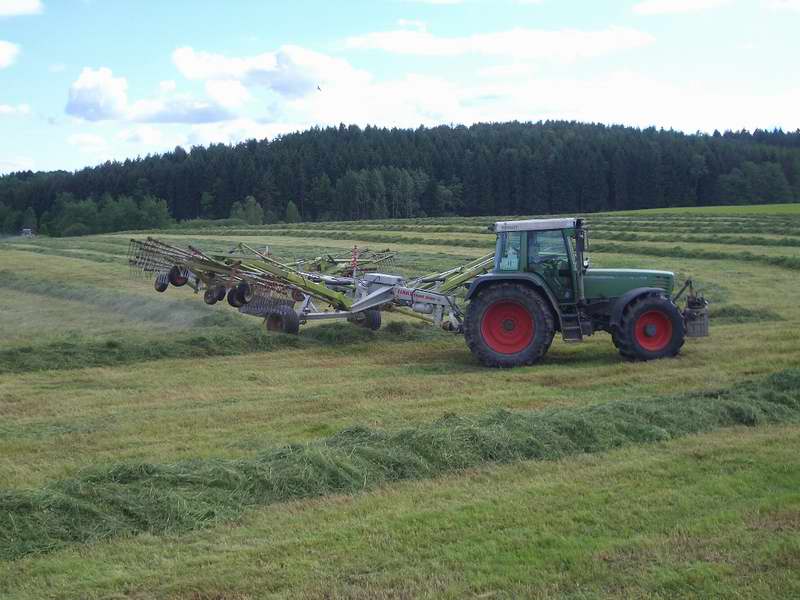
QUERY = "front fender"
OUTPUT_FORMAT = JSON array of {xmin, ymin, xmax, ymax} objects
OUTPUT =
[{"xmin": 609, "ymin": 287, "xmax": 669, "ymax": 328}]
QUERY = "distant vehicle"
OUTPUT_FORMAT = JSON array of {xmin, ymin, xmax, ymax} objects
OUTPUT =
[{"xmin": 21, "ymin": 228, "xmax": 33, "ymax": 237}]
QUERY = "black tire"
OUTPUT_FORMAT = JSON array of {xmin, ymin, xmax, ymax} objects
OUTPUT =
[
  {"xmin": 613, "ymin": 293, "xmax": 685, "ymax": 361},
  {"xmin": 364, "ymin": 309, "xmax": 381, "ymax": 331},
  {"xmin": 227, "ymin": 287, "xmax": 244, "ymax": 308},
  {"xmin": 203, "ymin": 288, "xmax": 218, "ymax": 305},
  {"xmin": 236, "ymin": 281, "xmax": 254, "ymax": 304},
  {"xmin": 215, "ymin": 286, "xmax": 227, "ymax": 302},
  {"xmin": 351, "ymin": 309, "xmax": 382, "ymax": 331},
  {"xmin": 464, "ymin": 283, "xmax": 555, "ymax": 368},
  {"xmin": 168, "ymin": 266, "xmax": 188, "ymax": 287},
  {"xmin": 265, "ymin": 306, "xmax": 300, "ymax": 334},
  {"xmin": 154, "ymin": 274, "xmax": 169, "ymax": 293}
]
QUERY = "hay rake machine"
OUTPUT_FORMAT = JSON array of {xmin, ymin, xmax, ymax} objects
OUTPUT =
[
  {"xmin": 130, "ymin": 217, "xmax": 708, "ymax": 367},
  {"xmin": 128, "ymin": 236, "xmax": 492, "ymax": 334}
]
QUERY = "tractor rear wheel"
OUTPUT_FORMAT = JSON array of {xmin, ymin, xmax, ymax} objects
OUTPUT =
[
  {"xmin": 613, "ymin": 294, "xmax": 685, "ymax": 361},
  {"xmin": 464, "ymin": 283, "xmax": 555, "ymax": 368},
  {"xmin": 265, "ymin": 306, "xmax": 300, "ymax": 334}
]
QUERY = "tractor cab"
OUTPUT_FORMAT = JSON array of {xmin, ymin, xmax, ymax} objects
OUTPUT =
[{"xmin": 491, "ymin": 217, "xmax": 583, "ymax": 305}]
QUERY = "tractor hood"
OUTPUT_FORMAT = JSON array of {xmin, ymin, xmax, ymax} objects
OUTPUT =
[{"xmin": 583, "ymin": 268, "xmax": 675, "ymax": 300}]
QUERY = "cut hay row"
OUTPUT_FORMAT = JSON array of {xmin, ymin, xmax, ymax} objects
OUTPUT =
[
  {"xmin": 0, "ymin": 321, "xmax": 439, "ymax": 374},
  {"xmin": 2, "ymin": 369, "xmax": 798, "ymax": 561}
]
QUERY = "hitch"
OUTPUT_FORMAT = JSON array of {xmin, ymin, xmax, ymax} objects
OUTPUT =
[{"xmin": 675, "ymin": 279, "xmax": 709, "ymax": 338}]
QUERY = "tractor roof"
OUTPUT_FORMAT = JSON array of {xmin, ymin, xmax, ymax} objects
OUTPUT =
[{"xmin": 492, "ymin": 218, "xmax": 577, "ymax": 233}]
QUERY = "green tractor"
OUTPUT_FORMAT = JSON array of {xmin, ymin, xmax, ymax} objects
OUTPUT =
[{"xmin": 463, "ymin": 218, "xmax": 708, "ymax": 367}]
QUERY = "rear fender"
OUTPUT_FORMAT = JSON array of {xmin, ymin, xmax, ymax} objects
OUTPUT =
[
  {"xmin": 466, "ymin": 273, "xmax": 561, "ymax": 327},
  {"xmin": 609, "ymin": 287, "xmax": 669, "ymax": 329}
]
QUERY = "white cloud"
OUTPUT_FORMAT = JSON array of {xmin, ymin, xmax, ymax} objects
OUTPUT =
[
  {"xmin": 478, "ymin": 63, "xmax": 535, "ymax": 78},
  {"xmin": 763, "ymin": 0, "xmax": 800, "ymax": 11},
  {"xmin": 416, "ymin": 71, "xmax": 800, "ymax": 134},
  {"xmin": 65, "ymin": 67, "xmax": 234, "ymax": 123},
  {"xmin": 159, "ymin": 80, "xmax": 176, "ymax": 93},
  {"xmin": 0, "ymin": 40, "xmax": 20, "ymax": 69},
  {"xmin": 401, "ymin": 0, "xmax": 463, "ymax": 4},
  {"xmin": 67, "ymin": 132, "xmax": 107, "ymax": 152},
  {"xmin": 397, "ymin": 18, "xmax": 426, "ymax": 30},
  {"xmin": 117, "ymin": 125, "xmax": 163, "ymax": 145},
  {"xmin": 0, "ymin": 0, "xmax": 42, "ymax": 17},
  {"xmin": 345, "ymin": 26, "xmax": 655, "ymax": 60},
  {"xmin": 172, "ymin": 45, "xmax": 369, "ymax": 98},
  {"xmin": 187, "ymin": 118, "xmax": 305, "ymax": 146},
  {"xmin": 204, "ymin": 79, "xmax": 251, "ymax": 109},
  {"xmin": 66, "ymin": 67, "xmax": 128, "ymax": 120},
  {"xmin": 127, "ymin": 96, "xmax": 232, "ymax": 123},
  {"xmin": 632, "ymin": 0, "xmax": 730, "ymax": 15},
  {"xmin": 0, "ymin": 102, "xmax": 30, "ymax": 115},
  {"xmin": 0, "ymin": 156, "xmax": 34, "ymax": 174}
]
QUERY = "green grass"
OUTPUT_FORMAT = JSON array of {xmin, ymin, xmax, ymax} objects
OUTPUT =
[
  {"xmin": 2, "ymin": 368, "xmax": 798, "ymax": 563},
  {"xmin": 1, "ymin": 204, "xmax": 800, "ymax": 598}
]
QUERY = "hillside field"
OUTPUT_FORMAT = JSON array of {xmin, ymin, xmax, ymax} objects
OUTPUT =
[{"xmin": 1, "ymin": 204, "xmax": 800, "ymax": 599}]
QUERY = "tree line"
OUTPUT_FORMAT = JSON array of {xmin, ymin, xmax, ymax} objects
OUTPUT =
[{"xmin": 1, "ymin": 121, "xmax": 799, "ymax": 235}]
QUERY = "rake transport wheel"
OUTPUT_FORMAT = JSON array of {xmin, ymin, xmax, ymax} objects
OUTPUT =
[
  {"xmin": 464, "ymin": 283, "xmax": 555, "ymax": 368},
  {"xmin": 215, "ymin": 286, "xmax": 227, "ymax": 302},
  {"xmin": 154, "ymin": 274, "xmax": 169, "ymax": 293},
  {"xmin": 227, "ymin": 287, "xmax": 244, "ymax": 308},
  {"xmin": 613, "ymin": 293, "xmax": 685, "ymax": 361},
  {"xmin": 203, "ymin": 288, "xmax": 218, "ymax": 305},
  {"xmin": 265, "ymin": 306, "xmax": 300, "ymax": 334},
  {"xmin": 236, "ymin": 281, "xmax": 254, "ymax": 304},
  {"xmin": 350, "ymin": 309, "xmax": 382, "ymax": 331},
  {"xmin": 168, "ymin": 266, "xmax": 188, "ymax": 287}
]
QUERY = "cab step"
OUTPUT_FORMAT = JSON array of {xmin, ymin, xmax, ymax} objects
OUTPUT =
[{"xmin": 560, "ymin": 308, "xmax": 589, "ymax": 342}]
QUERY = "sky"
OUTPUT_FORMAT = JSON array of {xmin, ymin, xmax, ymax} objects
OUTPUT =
[{"xmin": 0, "ymin": 0, "xmax": 799, "ymax": 175}]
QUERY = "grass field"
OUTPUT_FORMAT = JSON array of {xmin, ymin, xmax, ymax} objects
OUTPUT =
[{"xmin": 1, "ymin": 205, "xmax": 800, "ymax": 599}]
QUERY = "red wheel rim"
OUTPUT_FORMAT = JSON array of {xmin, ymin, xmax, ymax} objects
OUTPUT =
[
  {"xmin": 634, "ymin": 310, "xmax": 673, "ymax": 352},
  {"xmin": 480, "ymin": 301, "xmax": 534, "ymax": 354}
]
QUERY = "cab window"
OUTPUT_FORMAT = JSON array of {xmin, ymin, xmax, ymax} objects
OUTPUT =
[
  {"xmin": 496, "ymin": 232, "xmax": 522, "ymax": 271},
  {"xmin": 527, "ymin": 230, "xmax": 568, "ymax": 267}
]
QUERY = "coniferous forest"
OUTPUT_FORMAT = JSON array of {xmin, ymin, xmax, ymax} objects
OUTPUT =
[{"xmin": 1, "ymin": 121, "xmax": 799, "ymax": 236}]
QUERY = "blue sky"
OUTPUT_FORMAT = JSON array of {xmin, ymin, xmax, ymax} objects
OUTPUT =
[{"xmin": 1, "ymin": 0, "xmax": 798, "ymax": 174}]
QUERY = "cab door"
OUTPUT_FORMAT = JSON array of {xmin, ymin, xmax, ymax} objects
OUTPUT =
[{"xmin": 525, "ymin": 230, "xmax": 575, "ymax": 302}]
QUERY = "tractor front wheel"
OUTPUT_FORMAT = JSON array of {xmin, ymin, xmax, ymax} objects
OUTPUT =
[
  {"xmin": 464, "ymin": 283, "xmax": 555, "ymax": 368},
  {"xmin": 613, "ymin": 294, "xmax": 685, "ymax": 361}
]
